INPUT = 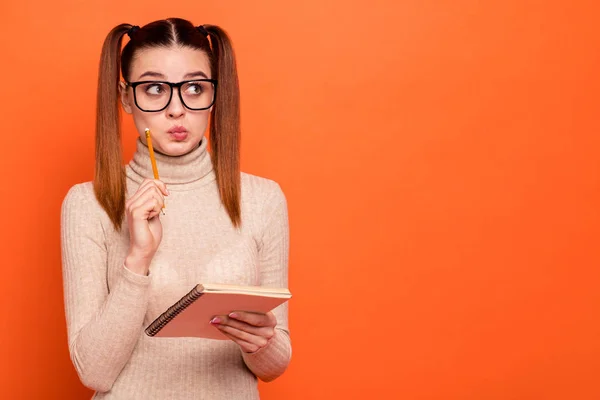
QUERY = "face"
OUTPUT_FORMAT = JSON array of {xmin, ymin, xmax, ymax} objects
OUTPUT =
[{"xmin": 119, "ymin": 46, "xmax": 213, "ymax": 156}]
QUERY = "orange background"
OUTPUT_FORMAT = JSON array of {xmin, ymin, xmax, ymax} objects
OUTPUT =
[{"xmin": 2, "ymin": 1, "xmax": 600, "ymax": 399}]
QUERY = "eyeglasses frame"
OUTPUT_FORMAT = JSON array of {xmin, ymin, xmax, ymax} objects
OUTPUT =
[{"xmin": 124, "ymin": 78, "xmax": 218, "ymax": 112}]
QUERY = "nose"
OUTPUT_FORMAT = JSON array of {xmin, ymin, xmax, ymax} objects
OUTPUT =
[{"xmin": 166, "ymin": 88, "xmax": 185, "ymax": 119}]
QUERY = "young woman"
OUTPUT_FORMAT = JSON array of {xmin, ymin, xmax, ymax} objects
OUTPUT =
[{"xmin": 60, "ymin": 18, "xmax": 291, "ymax": 399}]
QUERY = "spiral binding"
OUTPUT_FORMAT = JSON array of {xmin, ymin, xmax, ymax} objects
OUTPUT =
[{"xmin": 145, "ymin": 286, "xmax": 204, "ymax": 336}]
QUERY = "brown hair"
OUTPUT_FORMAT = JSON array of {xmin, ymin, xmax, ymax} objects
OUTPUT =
[{"xmin": 94, "ymin": 18, "xmax": 241, "ymax": 231}]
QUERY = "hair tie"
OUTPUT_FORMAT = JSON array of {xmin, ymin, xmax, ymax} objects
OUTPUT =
[
  {"xmin": 127, "ymin": 25, "xmax": 140, "ymax": 39},
  {"xmin": 197, "ymin": 25, "xmax": 209, "ymax": 37}
]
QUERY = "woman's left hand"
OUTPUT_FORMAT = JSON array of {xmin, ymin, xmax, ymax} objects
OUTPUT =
[{"xmin": 210, "ymin": 311, "xmax": 277, "ymax": 353}]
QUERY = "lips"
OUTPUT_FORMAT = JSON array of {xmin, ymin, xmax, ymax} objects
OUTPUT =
[{"xmin": 168, "ymin": 126, "xmax": 187, "ymax": 134}]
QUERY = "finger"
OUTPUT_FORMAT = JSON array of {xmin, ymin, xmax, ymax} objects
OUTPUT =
[
  {"xmin": 211, "ymin": 315, "xmax": 274, "ymax": 339},
  {"xmin": 228, "ymin": 311, "xmax": 277, "ymax": 328},
  {"xmin": 130, "ymin": 195, "xmax": 164, "ymax": 221},
  {"xmin": 126, "ymin": 180, "xmax": 153, "ymax": 208},
  {"xmin": 129, "ymin": 194, "xmax": 162, "ymax": 220},
  {"xmin": 214, "ymin": 323, "xmax": 269, "ymax": 350},
  {"xmin": 216, "ymin": 329, "xmax": 261, "ymax": 353},
  {"xmin": 146, "ymin": 198, "xmax": 163, "ymax": 220},
  {"xmin": 126, "ymin": 179, "xmax": 168, "ymax": 207},
  {"xmin": 152, "ymin": 179, "xmax": 169, "ymax": 196},
  {"xmin": 140, "ymin": 179, "xmax": 168, "ymax": 197},
  {"xmin": 128, "ymin": 186, "xmax": 164, "ymax": 217}
]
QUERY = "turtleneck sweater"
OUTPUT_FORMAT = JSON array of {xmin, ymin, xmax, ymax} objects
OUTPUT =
[{"xmin": 60, "ymin": 136, "xmax": 291, "ymax": 399}]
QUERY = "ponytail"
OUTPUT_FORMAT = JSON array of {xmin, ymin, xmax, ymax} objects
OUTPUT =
[
  {"xmin": 204, "ymin": 25, "xmax": 242, "ymax": 228},
  {"xmin": 94, "ymin": 24, "xmax": 131, "ymax": 231}
]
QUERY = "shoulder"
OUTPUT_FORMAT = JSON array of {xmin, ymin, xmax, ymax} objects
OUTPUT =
[
  {"xmin": 240, "ymin": 173, "xmax": 288, "ymax": 232},
  {"xmin": 61, "ymin": 181, "xmax": 97, "ymax": 211},
  {"xmin": 240, "ymin": 172, "xmax": 287, "ymax": 207},
  {"xmin": 61, "ymin": 181, "xmax": 107, "ymax": 226},
  {"xmin": 60, "ymin": 182, "xmax": 109, "ymax": 249}
]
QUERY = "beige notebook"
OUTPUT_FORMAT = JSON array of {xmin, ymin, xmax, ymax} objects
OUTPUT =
[{"xmin": 145, "ymin": 283, "xmax": 292, "ymax": 339}]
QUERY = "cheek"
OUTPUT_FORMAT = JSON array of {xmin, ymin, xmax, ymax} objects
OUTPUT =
[
  {"xmin": 131, "ymin": 109, "xmax": 155, "ymax": 131},
  {"xmin": 130, "ymin": 111, "xmax": 157, "ymax": 141},
  {"xmin": 190, "ymin": 111, "xmax": 211, "ymax": 133}
]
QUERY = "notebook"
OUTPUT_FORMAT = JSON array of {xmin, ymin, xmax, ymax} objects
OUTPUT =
[{"xmin": 145, "ymin": 283, "xmax": 292, "ymax": 339}]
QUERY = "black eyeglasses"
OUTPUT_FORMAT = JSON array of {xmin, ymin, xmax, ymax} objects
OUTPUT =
[{"xmin": 125, "ymin": 79, "xmax": 218, "ymax": 112}]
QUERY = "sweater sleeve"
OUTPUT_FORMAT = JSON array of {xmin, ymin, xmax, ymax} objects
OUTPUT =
[
  {"xmin": 242, "ymin": 183, "xmax": 292, "ymax": 382},
  {"xmin": 60, "ymin": 183, "xmax": 152, "ymax": 392}
]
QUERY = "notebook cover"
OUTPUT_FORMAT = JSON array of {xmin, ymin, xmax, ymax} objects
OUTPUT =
[{"xmin": 145, "ymin": 288, "xmax": 290, "ymax": 339}]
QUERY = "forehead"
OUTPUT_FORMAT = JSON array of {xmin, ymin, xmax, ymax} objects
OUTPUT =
[{"xmin": 129, "ymin": 46, "xmax": 211, "ymax": 80}]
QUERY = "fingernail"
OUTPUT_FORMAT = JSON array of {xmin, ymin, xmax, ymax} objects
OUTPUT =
[
  {"xmin": 210, "ymin": 317, "xmax": 221, "ymax": 324},
  {"xmin": 229, "ymin": 312, "xmax": 238, "ymax": 319}
]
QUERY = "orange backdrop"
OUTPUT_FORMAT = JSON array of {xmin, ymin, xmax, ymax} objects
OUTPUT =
[{"xmin": 2, "ymin": 1, "xmax": 600, "ymax": 399}]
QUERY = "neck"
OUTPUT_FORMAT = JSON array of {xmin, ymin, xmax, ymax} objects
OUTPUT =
[{"xmin": 126, "ymin": 136, "xmax": 215, "ymax": 189}]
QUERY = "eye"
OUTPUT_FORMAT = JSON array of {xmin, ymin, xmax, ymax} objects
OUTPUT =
[
  {"xmin": 144, "ymin": 83, "xmax": 167, "ymax": 95},
  {"xmin": 184, "ymin": 82, "xmax": 204, "ymax": 95}
]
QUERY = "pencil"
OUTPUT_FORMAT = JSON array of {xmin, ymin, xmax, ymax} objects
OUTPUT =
[{"xmin": 145, "ymin": 128, "xmax": 166, "ymax": 214}]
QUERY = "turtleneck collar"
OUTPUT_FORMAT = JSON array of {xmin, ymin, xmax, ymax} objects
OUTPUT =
[{"xmin": 125, "ymin": 136, "xmax": 215, "ymax": 190}]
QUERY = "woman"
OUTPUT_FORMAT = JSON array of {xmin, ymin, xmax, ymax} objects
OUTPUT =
[{"xmin": 60, "ymin": 18, "xmax": 291, "ymax": 399}]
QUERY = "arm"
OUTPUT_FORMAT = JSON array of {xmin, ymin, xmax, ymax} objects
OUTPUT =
[
  {"xmin": 61, "ymin": 184, "xmax": 151, "ymax": 392},
  {"xmin": 240, "ymin": 184, "xmax": 292, "ymax": 381}
]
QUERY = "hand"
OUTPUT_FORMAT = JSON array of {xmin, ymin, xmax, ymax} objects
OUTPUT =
[
  {"xmin": 124, "ymin": 179, "xmax": 169, "ymax": 275},
  {"xmin": 210, "ymin": 311, "xmax": 277, "ymax": 353}
]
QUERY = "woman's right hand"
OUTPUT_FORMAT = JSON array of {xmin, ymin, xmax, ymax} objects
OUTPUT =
[{"xmin": 124, "ymin": 179, "xmax": 169, "ymax": 275}]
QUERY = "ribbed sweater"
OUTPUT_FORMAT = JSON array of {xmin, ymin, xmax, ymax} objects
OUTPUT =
[{"xmin": 60, "ymin": 136, "xmax": 291, "ymax": 399}]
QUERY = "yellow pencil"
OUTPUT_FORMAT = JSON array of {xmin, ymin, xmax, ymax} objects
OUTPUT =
[{"xmin": 145, "ymin": 128, "xmax": 166, "ymax": 214}]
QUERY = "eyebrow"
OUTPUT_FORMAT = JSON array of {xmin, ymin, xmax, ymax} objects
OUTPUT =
[
  {"xmin": 137, "ymin": 71, "xmax": 165, "ymax": 79},
  {"xmin": 137, "ymin": 70, "xmax": 209, "ymax": 80},
  {"xmin": 184, "ymin": 71, "xmax": 209, "ymax": 79}
]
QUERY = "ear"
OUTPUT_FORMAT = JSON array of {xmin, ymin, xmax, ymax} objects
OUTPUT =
[{"xmin": 119, "ymin": 81, "xmax": 133, "ymax": 114}]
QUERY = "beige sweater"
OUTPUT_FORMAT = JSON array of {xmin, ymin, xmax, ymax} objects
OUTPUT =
[{"xmin": 60, "ymin": 136, "xmax": 291, "ymax": 399}]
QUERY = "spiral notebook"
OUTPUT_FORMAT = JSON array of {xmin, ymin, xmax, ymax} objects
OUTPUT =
[{"xmin": 145, "ymin": 283, "xmax": 292, "ymax": 339}]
